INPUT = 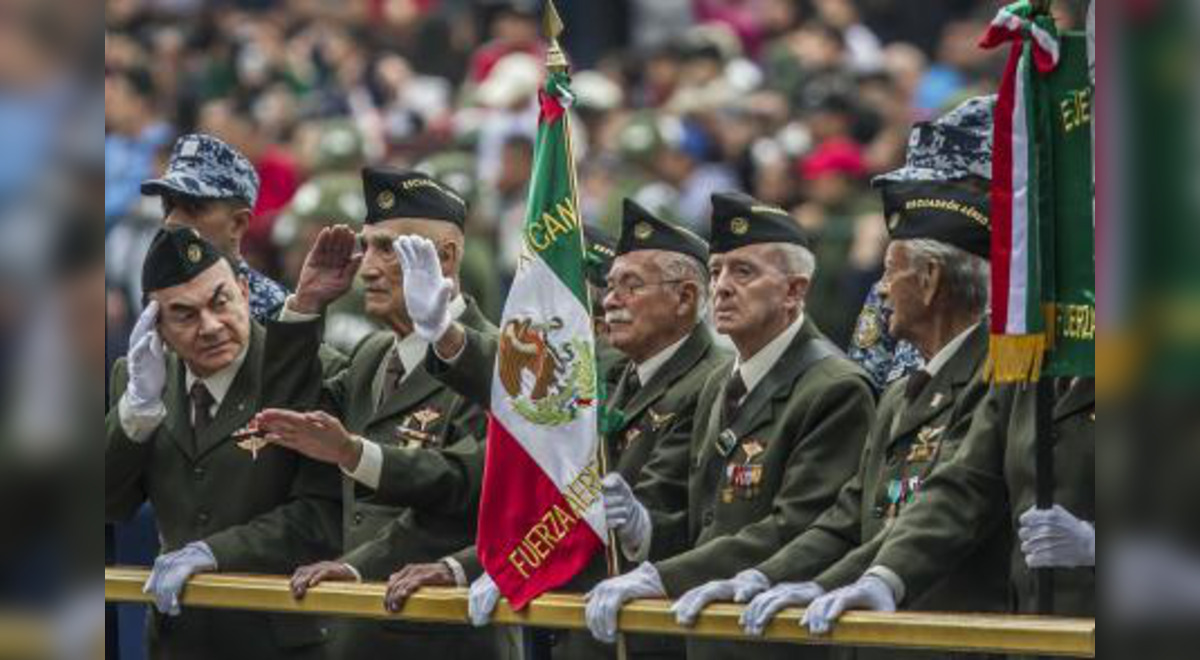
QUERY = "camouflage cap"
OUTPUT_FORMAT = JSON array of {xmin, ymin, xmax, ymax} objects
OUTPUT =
[
  {"xmin": 141, "ymin": 134, "xmax": 260, "ymax": 207},
  {"xmin": 873, "ymin": 95, "xmax": 996, "ymax": 188}
]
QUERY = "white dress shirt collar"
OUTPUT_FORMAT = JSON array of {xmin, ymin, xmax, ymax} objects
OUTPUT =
[
  {"xmin": 922, "ymin": 322, "xmax": 978, "ymax": 378},
  {"xmin": 185, "ymin": 343, "xmax": 251, "ymax": 411},
  {"xmin": 734, "ymin": 311, "xmax": 806, "ymax": 396},
  {"xmin": 391, "ymin": 296, "xmax": 468, "ymax": 378},
  {"xmin": 635, "ymin": 333, "xmax": 690, "ymax": 386}
]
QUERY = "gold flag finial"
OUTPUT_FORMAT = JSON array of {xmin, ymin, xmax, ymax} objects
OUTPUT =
[{"xmin": 543, "ymin": 0, "xmax": 569, "ymax": 72}]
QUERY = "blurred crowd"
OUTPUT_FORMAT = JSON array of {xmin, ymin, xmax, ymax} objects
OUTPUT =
[{"xmin": 105, "ymin": 0, "xmax": 1085, "ymax": 360}]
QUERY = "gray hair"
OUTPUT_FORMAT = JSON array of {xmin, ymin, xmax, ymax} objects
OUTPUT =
[
  {"xmin": 902, "ymin": 239, "xmax": 991, "ymax": 317},
  {"xmin": 660, "ymin": 252, "xmax": 710, "ymax": 323},
  {"xmin": 769, "ymin": 242, "xmax": 818, "ymax": 279}
]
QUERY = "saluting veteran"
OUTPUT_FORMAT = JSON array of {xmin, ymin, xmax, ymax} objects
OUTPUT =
[
  {"xmin": 253, "ymin": 167, "xmax": 497, "ymax": 658},
  {"xmin": 585, "ymin": 192, "xmax": 876, "ymax": 660},
  {"xmin": 106, "ymin": 227, "xmax": 342, "ymax": 660},
  {"xmin": 382, "ymin": 200, "xmax": 727, "ymax": 660}
]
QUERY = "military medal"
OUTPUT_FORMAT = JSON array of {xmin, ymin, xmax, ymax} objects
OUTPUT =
[
  {"xmin": 646, "ymin": 409, "xmax": 676, "ymax": 432},
  {"xmin": 741, "ymin": 439, "xmax": 765, "ymax": 462},
  {"xmin": 620, "ymin": 427, "xmax": 642, "ymax": 452},
  {"xmin": 233, "ymin": 425, "xmax": 269, "ymax": 461}
]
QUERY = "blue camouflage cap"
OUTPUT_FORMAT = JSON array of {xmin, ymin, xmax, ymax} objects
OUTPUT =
[
  {"xmin": 141, "ymin": 134, "xmax": 260, "ymax": 208},
  {"xmin": 873, "ymin": 95, "xmax": 996, "ymax": 188}
]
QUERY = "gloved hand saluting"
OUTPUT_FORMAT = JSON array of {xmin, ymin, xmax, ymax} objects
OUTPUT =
[
  {"xmin": 1019, "ymin": 505, "xmax": 1095, "ymax": 569},
  {"xmin": 124, "ymin": 301, "xmax": 167, "ymax": 415},
  {"xmin": 394, "ymin": 235, "xmax": 455, "ymax": 343},
  {"xmin": 601, "ymin": 474, "xmax": 652, "ymax": 560}
]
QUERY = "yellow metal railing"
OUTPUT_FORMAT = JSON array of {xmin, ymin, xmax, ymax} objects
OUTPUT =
[{"xmin": 105, "ymin": 567, "xmax": 1095, "ymax": 657}]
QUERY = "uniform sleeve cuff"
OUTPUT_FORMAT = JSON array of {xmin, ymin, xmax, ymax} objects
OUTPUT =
[
  {"xmin": 866, "ymin": 566, "xmax": 907, "ymax": 604},
  {"xmin": 441, "ymin": 557, "xmax": 468, "ymax": 587},
  {"xmin": 341, "ymin": 437, "xmax": 383, "ymax": 490},
  {"xmin": 279, "ymin": 295, "xmax": 321, "ymax": 323},
  {"xmin": 118, "ymin": 394, "xmax": 166, "ymax": 443}
]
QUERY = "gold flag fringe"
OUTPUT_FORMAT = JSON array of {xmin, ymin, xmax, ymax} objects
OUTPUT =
[{"xmin": 985, "ymin": 334, "xmax": 1048, "ymax": 383}]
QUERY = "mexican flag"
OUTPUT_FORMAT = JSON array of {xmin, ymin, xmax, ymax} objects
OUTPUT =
[
  {"xmin": 982, "ymin": 1, "xmax": 1096, "ymax": 383},
  {"xmin": 476, "ymin": 71, "xmax": 607, "ymax": 610}
]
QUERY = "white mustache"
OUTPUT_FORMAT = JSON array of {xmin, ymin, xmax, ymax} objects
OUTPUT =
[{"xmin": 605, "ymin": 310, "xmax": 633, "ymax": 325}]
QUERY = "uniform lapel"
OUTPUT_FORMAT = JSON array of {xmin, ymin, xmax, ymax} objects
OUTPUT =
[
  {"xmin": 889, "ymin": 324, "xmax": 988, "ymax": 444},
  {"xmin": 1053, "ymin": 378, "xmax": 1095, "ymax": 422},
  {"xmin": 162, "ymin": 353, "xmax": 194, "ymax": 460},
  {"xmin": 195, "ymin": 324, "xmax": 264, "ymax": 459},
  {"xmin": 369, "ymin": 361, "xmax": 441, "ymax": 426},
  {"xmin": 726, "ymin": 320, "xmax": 821, "ymax": 439},
  {"xmin": 615, "ymin": 327, "xmax": 713, "ymax": 434}
]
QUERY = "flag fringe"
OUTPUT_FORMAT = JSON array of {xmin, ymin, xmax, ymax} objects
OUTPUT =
[{"xmin": 986, "ymin": 334, "xmax": 1048, "ymax": 383}]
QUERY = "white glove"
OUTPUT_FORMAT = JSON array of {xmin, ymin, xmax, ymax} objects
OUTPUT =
[
  {"xmin": 394, "ymin": 235, "xmax": 455, "ymax": 343},
  {"xmin": 602, "ymin": 474, "xmax": 652, "ymax": 560},
  {"xmin": 585, "ymin": 562, "xmax": 666, "ymax": 644},
  {"xmin": 672, "ymin": 569, "xmax": 771, "ymax": 627},
  {"xmin": 740, "ymin": 581, "xmax": 826, "ymax": 636},
  {"xmin": 467, "ymin": 573, "xmax": 502, "ymax": 627},
  {"xmin": 124, "ymin": 301, "xmax": 167, "ymax": 413},
  {"xmin": 1019, "ymin": 505, "xmax": 1096, "ymax": 569},
  {"xmin": 802, "ymin": 575, "xmax": 896, "ymax": 636},
  {"xmin": 142, "ymin": 542, "xmax": 218, "ymax": 616}
]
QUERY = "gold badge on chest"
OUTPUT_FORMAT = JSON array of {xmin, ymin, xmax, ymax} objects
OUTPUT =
[
  {"xmin": 905, "ymin": 425, "xmax": 945, "ymax": 463},
  {"xmin": 396, "ymin": 407, "xmax": 443, "ymax": 448},
  {"xmin": 646, "ymin": 408, "xmax": 676, "ymax": 432},
  {"xmin": 233, "ymin": 425, "xmax": 269, "ymax": 461},
  {"xmin": 619, "ymin": 427, "xmax": 643, "ymax": 453}
]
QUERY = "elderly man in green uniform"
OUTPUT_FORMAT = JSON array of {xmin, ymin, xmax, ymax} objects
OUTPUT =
[
  {"xmin": 585, "ymin": 192, "xmax": 877, "ymax": 660},
  {"xmin": 252, "ymin": 167, "xmax": 498, "ymax": 658},
  {"xmin": 800, "ymin": 374, "xmax": 1095, "ymax": 631},
  {"xmin": 381, "ymin": 200, "xmax": 728, "ymax": 660},
  {"xmin": 671, "ymin": 183, "xmax": 1008, "ymax": 657},
  {"xmin": 106, "ymin": 227, "xmax": 343, "ymax": 660}
]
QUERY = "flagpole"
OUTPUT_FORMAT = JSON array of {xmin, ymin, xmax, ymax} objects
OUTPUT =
[{"xmin": 544, "ymin": 3, "xmax": 630, "ymax": 659}]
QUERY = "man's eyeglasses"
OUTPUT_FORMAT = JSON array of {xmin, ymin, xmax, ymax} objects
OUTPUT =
[{"xmin": 604, "ymin": 279, "xmax": 688, "ymax": 299}]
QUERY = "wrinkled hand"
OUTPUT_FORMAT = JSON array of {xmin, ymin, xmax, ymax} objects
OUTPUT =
[
  {"xmin": 740, "ymin": 581, "xmax": 825, "ymax": 636},
  {"xmin": 125, "ymin": 301, "xmax": 167, "ymax": 412},
  {"xmin": 290, "ymin": 561, "xmax": 359, "ymax": 600},
  {"xmin": 394, "ymin": 236, "xmax": 455, "ymax": 343},
  {"xmin": 142, "ymin": 543, "xmax": 217, "ymax": 616},
  {"xmin": 468, "ymin": 573, "xmax": 502, "ymax": 627},
  {"xmin": 385, "ymin": 562, "xmax": 456, "ymax": 613},
  {"xmin": 602, "ymin": 474, "xmax": 652, "ymax": 559},
  {"xmin": 1019, "ymin": 505, "xmax": 1095, "ymax": 569},
  {"xmin": 803, "ymin": 576, "xmax": 896, "ymax": 636},
  {"xmin": 293, "ymin": 225, "xmax": 363, "ymax": 315},
  {"xmin": 672, "ymin": 570, "xmax": 771, "ymax": 627},
  {"xmin": 256, "ymin": 409, "xmax": 361, "ymax": 470},
  {"xmin": 585, "ymin": 562, "xmax": 666, "ymax": 644}
]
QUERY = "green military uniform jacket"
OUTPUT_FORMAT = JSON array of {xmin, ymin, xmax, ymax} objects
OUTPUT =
[
  {"xmin": 106, "ymin": 323, "xmax": 344, "ymax": 660},
  {"xmin": 263, "ymin": 299, "xmax": 497, "ymax": 658},
  {"xmin": 651, "ymin": 318, "xmax": 876, "ymax": 660},
  {"xmin": 753, "ymin": 323, "xmax": 1010, "ymax": 660},
  {"xmin": 871, "ymin": 378, "xmax": 1096, "ymax": 618},
  {"xmin": 430, "ymin": 324, "xmax": 727, "ymax": 660}
]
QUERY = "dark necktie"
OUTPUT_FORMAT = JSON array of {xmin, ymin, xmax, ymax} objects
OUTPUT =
[
  {"xmin": 722, "ymin": 371, "xmax": 748, "ymax": 426},
  {"xmin": 190, "ymin": 382, "xmax": 215, "ymax": 441},
  {"xmin": 616, "ymin": 365, "xmax": 641, "ymax": 408},
  {"xmin": 905, "ymin": 370, "xmax": 933, "ymax": 402},
  {"xmin": 377, "ymin": 350, "xmax": 406, "ymax": 412}
]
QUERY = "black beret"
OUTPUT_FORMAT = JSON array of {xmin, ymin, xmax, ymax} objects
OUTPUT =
[
  {"xmin": 617, "ymin": 199, "xmax": 709, "ymax": 266},
  {"xmin": 881, "ymin": 181, "xmax": 991, "ymax": 259},
  {"xmin": 142, "ymin": 227, "xmax": 224, "ymax": 295},
  {"xmin": 583, "ymin": 225, "xmax": 617, "ymax": 288},
  {"xmin": 362, "ymin": 167, "xmax": 468, "ymax": 228},
  {"xmin": 709, "ymin": 192, "xmax": 809, "ymax": 254}
]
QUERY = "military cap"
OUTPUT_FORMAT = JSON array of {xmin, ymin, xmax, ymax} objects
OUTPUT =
[
  {"xmin": 873, "ymin": 95, "xmax": 996, "ymax": 187},
  {"xmin": 414, "ymin": 151, "xmax": 478, "ymax": 205},
  {"xmin": 361, "ymin": 167, "xmax": 468, "ymax": 228},
  {"xmin": 141, "ymin": 134, "xmax": 260, "ymax": 208},
  {"xmin": 881, "ymin": 180, "xmax": 991, "ymax": 259},
  {"xmin": 583, "ymin": 225, "xmax": 617, "ymax": 289},
  {"xmin": 142, "ymin": 226, "xmax": 226, "ymax": 295},
  {"xmin": 309, "ymin": 119, "xmax": 365, "ymax": 174},
  {"xmin": 617, "ymin": 199, "xmax": 708, "ymax": 266},
  {"xmin": 709, "ymin": 192, "xmax": 809, "ymax": 254}
]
